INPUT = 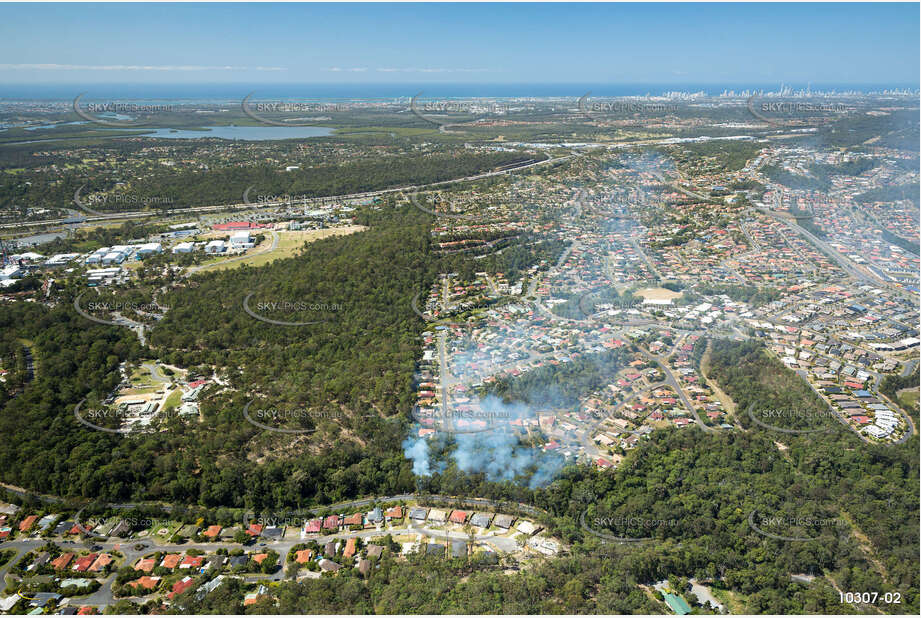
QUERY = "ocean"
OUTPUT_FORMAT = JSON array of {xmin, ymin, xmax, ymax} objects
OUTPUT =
[{"xmin": 1, "ymin": 82, "xmax": 916, "ymax": 103}]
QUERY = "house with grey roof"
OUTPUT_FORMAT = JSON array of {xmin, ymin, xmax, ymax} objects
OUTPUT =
[
  {"xmin": 469, "ymin": 513, "xmax": 492, "ymax": 528},
  {"xmin": 493, "ymin": 514, "xmax": 515, "ymax": 529}
]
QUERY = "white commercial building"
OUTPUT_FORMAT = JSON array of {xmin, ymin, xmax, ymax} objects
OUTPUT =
[
  {"xmin": 9, "ymin": 252, "xmax": 43, "ymax": 263},
  {"xmin": 101, "ymin": 251, "xmax": 126, "ymax": 265},
  {"xmin": 172, "ymin": 242, "xmax": 195, "ymax": 254},
  {"xmin": 86, "ymin": 267, "xmax": 122, "ymax": 285},
  {"xmin": 229, "ymin": 230, "xmax": 254, "ymax": 248},
  {"xmin": 44, "ymin": 253, "xmax": 80, "ymax": 267},
  {"xmin": 205, "ymin": 240, "xmax": 227, "ymax": 254},
  {"xmin": 135, "ymin": 242, "xmax": 162, "ymax": 257},
  {"xmin": 0, "ymin": 265, "xmax": 22, "ymax": 280}
]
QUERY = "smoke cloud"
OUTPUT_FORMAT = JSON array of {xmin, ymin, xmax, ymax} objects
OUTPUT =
[{"xmin": 405, "ymin": 376, "xmax": 567, "ymax": 488}]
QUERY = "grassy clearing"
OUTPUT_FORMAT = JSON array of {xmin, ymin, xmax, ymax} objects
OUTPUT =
[
  {"xmin": 207, "ymin": 226, "xmax": 366, "ymax": 271},
  {"xmin": 16, "ymin": 338, "xmax": 38, "ymax": 378},
  {"xmin": 709, "ymin": 584, "xmax": 748, "ymax": 614},
  {"xmin": 898, "ymin": 387, "xmax": 919, "ymax": 410},
  {"xmin": 161, "ymin": 388, "xmax": 182, "ymax": 413},
  {"xmin": 129, "ymin": 366, "xmax": 159, "ymax": 388}
]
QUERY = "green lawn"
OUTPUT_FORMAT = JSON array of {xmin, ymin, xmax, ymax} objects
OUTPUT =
[
  {"xmin": 206, "ymin": 227, "xmax": 364, "ymax": 272},
  {"xmin": 898, "ymin": 387, "xmax": 919, "ymax": 410},
  {"xmin": 161, "ymin": 388, "xmax": 183, "ymax": 413},
  {"xmin": 129, "ymin": 366, "xmax": 159, "ymax": 388}
]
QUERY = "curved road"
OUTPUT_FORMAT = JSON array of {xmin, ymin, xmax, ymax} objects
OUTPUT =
[{"xmin": 636, "ymin": 345, "xmax": 717, "ymax": 433}]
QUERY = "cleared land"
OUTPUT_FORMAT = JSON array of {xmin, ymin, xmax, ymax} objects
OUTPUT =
[
  {"xmin": 634, "ymin": 287, "xmax": 683, "ymax": 302},
  {"xmin": 898, "ymin": 387, "xmax": 919, "ymax": 410},
  {"xmin": 204, "ymin": 226, "xmax": 366, "ymax": 272}
]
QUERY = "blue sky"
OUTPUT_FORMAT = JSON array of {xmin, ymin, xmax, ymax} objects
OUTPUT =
[{"xmin": 1, "ymin": 2, "xmax": 918, "ymax": 86}]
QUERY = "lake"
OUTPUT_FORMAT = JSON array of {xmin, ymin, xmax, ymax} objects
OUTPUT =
[
  {"xmin": 138, "ymin": 125, "xmax": 334, "ymax": 140},
  {"xmin": 2, "ymin": 124, "xmax": 335, "ymax": 145}
]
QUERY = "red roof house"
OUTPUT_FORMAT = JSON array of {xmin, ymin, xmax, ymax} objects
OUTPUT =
[
  {"xmin": 180, "ymin": 555, "xmax": 204, "ymax": 569},
  {"xmin": 303, "ymin": 519, "xmax": 322, "ymax": 534},
  {"xmin": 449, "ymin": 510, "xmax": 468, "ymax": 524},
  {"xmin": 343, "ymin": 538, "xmax": 357, "ymax": 559},
  {"xmin": 294, "ymin": 549, "xmax": 313, "ymax": 564},
  {"xmin": 128, "ymin": 576, "xmax": 161, "ymax": 592},
  {"xmin": 72, "ymin": 553, "xmax": 98, "ymax": 572},
  {"xmin": 167, "ymin": 576, "xmax": 196, "ymax": 600},
  {"xmin": 18, "ymin": 515, "xmax": 38, "ymax": 532},
  {"xmin": 134, "ymin": 557, "xmax": 156, "ymax": 573},
  {"xmin": 51, "ymin": 553, "xmax": 75, "ymax": 570},
  {"xmin": 246, "ymin": 523, "xmax": 264, "ymax": 537},
  {"xmin": 322, "ymin": 515, "xmax": 340, "ymax": 530},
  {"xmin": 87, "ymin": 553, "xmax": 112, "ymax": 572},
  {"xmin": 160, "ymin": 553, "xmax": 182, "ymax": 569}
]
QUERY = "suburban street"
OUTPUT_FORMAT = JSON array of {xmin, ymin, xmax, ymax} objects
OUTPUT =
[{"xmin": 0, "ymin": 490, "xmax": 553, "ymax": 608}]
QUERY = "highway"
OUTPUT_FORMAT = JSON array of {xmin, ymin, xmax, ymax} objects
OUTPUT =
[
  {"xmin": 757, "ymin": 204, "xmax": 917, "ymax": 303},
  {"xmin": 1, "ymin": 155, "xmax": 569, "ymax": 232}
]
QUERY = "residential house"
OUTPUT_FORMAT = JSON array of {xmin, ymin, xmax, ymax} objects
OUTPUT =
[
  {"xmin": 294, "ymin": 549, "xmax": 313, "ymax": 565},
  {"xmin": 318, "ymin": 558, "xmax": 341, "ymax": 573},
  {"xmin": 87, "ymin": 554, "xmax": 112, "ymax": 572},
  {"xmin": 72, "ymin": 554, "xmax": 98, "ymax": 572},
  {"xmin": 51, "ymin": 553, "xmax": 75, "ymax": 570},
  {"xmin": 202, "ymin": 525, "xmax": 222, "ymax": 540},
  {"xmin": 127, "ymin": 576, "xmax": 161, "ymax": 592},
  {"xmin": 469, "ymin": 513, "xmax": 492, "ymax": 528},
  {"xmin": 493, "ymin": 514, "xmax": 515, "ymax": 530},
  {"xmin": 408, "ymin": 507, "xmax": 428, "ymax": 522},
  {"xmin": 167, "ymin": 576, "xmax": 196, "ymax": 600},
  {"xmin": 365, "ymin": 545, "xmax": 384, "ymax": 560},
  {"xmin": 134, "ymin": 558, "xmax": 156, "ymax": 573},
  {"xmin": 343, "ymin": 538, "xmax": 357, "ymax": 559},
  {"xmin": 18, "ymin": 515, "xmax": 38, "ymax": 533},
  {"xmin": 449, "ymin": 510, "xmax": 468, "ymax": 525},
  {"xmin": 160, "ymin": 554, "xmax": 182, "ymax": 569}
]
